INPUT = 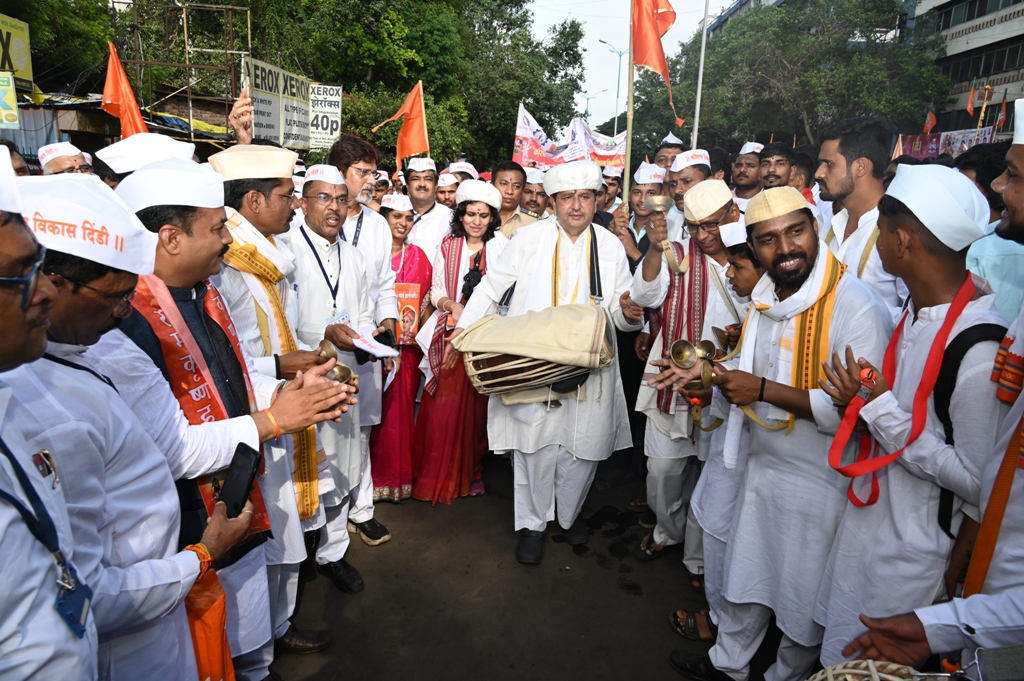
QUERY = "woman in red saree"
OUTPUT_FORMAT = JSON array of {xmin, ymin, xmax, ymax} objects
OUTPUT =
[
  {"xmin": 369, "ymin": 194, "xmax": 433, "ymax": 502},
  {"xmin": 412, "ymin": 180, "xmax": 509, "ymax": 504}
]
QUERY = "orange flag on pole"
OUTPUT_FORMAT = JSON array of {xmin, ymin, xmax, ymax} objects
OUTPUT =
[
  {"xmin": 966, "ymin": 79, "xmax": 977, "ymax": 117},
  {"xmin": 923, "ymin": 109, "xmax": 937, "ymax": 134},
  {"xmin": 633, "ymin": 0, "xmax": 684, "ymax": 128},
  {"xmin": 102, "ymin": 42, "xmax": 148, "ymax": 137},
  {"xmin": 372, "ymin": 81, "xmax": 429, "ymax": 169}
]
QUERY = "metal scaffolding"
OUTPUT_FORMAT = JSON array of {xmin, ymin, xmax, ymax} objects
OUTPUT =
[{"xmin": 112, "ymin": 1, "xmax": 251, "ymax": 141}]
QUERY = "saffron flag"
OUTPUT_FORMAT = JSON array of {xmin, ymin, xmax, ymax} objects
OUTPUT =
[
  {"xmin": 966, "ymin": 80, "xmax": 977, "ymax": 117},
  {"xmin": 633, "ymin": 0, "xmax": 684, "ymax": 128},
  {"xmin": 102, "ymin": 42, "xmax": 148, "ymax": 137},
  {"xmin": 995, "ymin": 89, "xmax": 1008, "ymax": 131},
  {"xmin": 372, "ymin": 81, "xmax": 429, "ymax": 168},
  {"xmin": 923, "ymin": 109, "xmax": 937, "ymax": 134}
]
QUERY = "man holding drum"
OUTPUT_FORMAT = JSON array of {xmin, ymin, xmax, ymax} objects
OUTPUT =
[{"xmin": 446, "ymin": 160, "xmax": 644, "ymax": 565}]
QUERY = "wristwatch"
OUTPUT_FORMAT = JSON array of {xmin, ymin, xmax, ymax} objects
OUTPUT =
[{"xmin": 855, "ymin": 367, "xmax": 876, "ymax": 402}]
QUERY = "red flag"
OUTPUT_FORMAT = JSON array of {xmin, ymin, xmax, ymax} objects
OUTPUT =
[
  {"xmin": 633, "ymin": 0, "xmax": 684, "ymax": 128},
  {"xmin": 372, "ymin": 81, "xmax": 429, "ymax": 169},
  {"xmin": 966, "ymin": 80, "xmax": 977, "ymax": 117},
  {"xmin": 996, "ymin": 89, "xmax": 1008, "ymax": 131},
  {"xmin": 923, "ymin": 109, "xmax": 937, "ymax": 134},
  {"xmin": 102, "ymin": 42, "xmax": 148, "ymax": 137}
]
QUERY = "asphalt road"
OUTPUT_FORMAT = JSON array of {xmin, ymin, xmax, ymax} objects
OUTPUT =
[{"xmin": 275, "ymin": 455, "xmax": 780, "ymax": 681}]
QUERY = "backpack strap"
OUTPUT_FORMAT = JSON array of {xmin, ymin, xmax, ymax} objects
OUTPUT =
[{"xmin": 933, "ymin": 323, "xmax": 1008, "ymax": 539}]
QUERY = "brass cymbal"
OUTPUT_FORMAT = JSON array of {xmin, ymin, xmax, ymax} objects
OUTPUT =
[
  {"xmin": 682, "ymin": 361, "xmax": 714, "ymax": 391},
  {"xmin": 695, "ymin": 340, "xmax": 717, "ymax": 362},
  {"xmin": 712, "ymin": 326, "xmax": 729, "ymax": 351},
  {"xmin": 319, "ymin": 339, "xmax": 358, "ymax": 386},
  {"xmin": 318, "ymin": 339, "xmax": 338, "ymax": 360},
  {"xmin": 644, "ymin": 195, "xmax": 675, "ymax": 213},
  {"xmin": 670, "ymin": 339, "xmax": 698, "ymax": 369}
]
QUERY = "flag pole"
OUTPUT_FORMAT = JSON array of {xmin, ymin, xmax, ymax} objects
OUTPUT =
[
  {"xmin": 975, "ymin": 85, "xmax": 992, "ymax": 145},
  {"xmin": 623, "ymin": 1, "xmax": 635, "ymax": 205},
  {"xmin": 691, "ymin": 0, "xmax": 711, "ymax": 149}
]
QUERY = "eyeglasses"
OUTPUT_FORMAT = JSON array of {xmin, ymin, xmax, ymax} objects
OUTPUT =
[
  {"xmin": 0, "ymin": 245, "xmax": 46, "ymax": 310},
  {"xmin": 270, "ymin": 192, "xmax": 296, "ymax": 202},
  {"xmin": 60, "ymin": 276, "xmax": 137, "ymax": 316},
  {"xmin": 350, "ymin": 166, "xmax": 376, "ymax": 179},
  {"xmin": 685, "ymin": 203, "xmax": 734, "ymax": 235},
  {"xmin": 309, "ymin": 193, "xmax": 346, "ymax": 207},
  {"xmin": 53, "ymin": 164, "xmax": 93, "ymax": 175}
]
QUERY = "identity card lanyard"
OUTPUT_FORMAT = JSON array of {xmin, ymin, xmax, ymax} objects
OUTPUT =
[
  {"xmin": 0, "ymin": 435, "xmax": 92, "ymax": 638},
  {"xmin": 300, "ymin": 226, "xmax": 343, "ymax": 315},
  {"xmin": 339, "ymin": 211, "xmax": 364, "ymax": 246}
]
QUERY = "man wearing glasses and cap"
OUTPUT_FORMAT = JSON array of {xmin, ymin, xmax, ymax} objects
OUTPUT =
[
  {"xmin": 0, "ymin": 147, "xmax": 100, "ymax": 679},
  {"xmin": 38, "ymin": 142, "xmax": 93, "ymax": 176}
]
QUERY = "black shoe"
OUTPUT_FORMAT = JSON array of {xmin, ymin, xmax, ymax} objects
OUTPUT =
[
  {"xmin": 516, "ymin": 530, "xmax": 544, "ymax": 565},
  {"xmin": 668, "ymin": 651, "xmax": 734, "ymax": 681},
  {"xmin": 563, "ymin": 518, "xmax": 589, "ymax": 546},
  {"xmin": 275, "ymin": 624, "xmax": 332, "ymax": 654},
  {"xmin": 317, "ymin": 557, "xmax": 365, "ymax": 593},
  {"xmin": 638, "ymin": 510, "xmax": 657, "ymax": 529},
  {"xmin": 347, "ymin": 518, "xmax": 392, "ymax": 546}
]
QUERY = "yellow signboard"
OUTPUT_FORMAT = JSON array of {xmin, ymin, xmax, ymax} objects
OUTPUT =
[
  {"xmin": 0, "ymin": 73, "xmax": 19, "ymax": 130},
  {"xmin": 0, "ymin": 14, "xmax": 31, "ymax": 91}
]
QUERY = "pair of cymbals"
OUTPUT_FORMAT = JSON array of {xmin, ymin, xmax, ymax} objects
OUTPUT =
[
  {"xmin": 318, "ymin": 340, "xmax": 358, "ymax": 385},
  {"xmin": 669, "ymin": 339, "xmax": 717, "ymax": 369}
]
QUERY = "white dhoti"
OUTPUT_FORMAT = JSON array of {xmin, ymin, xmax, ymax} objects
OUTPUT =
[
  {"xmin": 644, "ymin": 421, "xmax": 701, "ymax": 547},
  {"xmin": 513, "ymin": 445, "xmax": 600, "ymax": 532},
  {"xmin": 221, "ymin": 546, "xmax": 273, "ymax": 658},
  {"xmin": 683, "ymin": 503, "xmax": 704, "ymax": 575},
  {"xmin": 708, "ymin": 598, "xmax": 821, "ymax": 681},
  {"xmin": 348, "ymin": 426, "xmax": 375, "ymax": 524},
  {"xmin": 234, "ymin": 562, "xmax": 301, "ymax": 680}
]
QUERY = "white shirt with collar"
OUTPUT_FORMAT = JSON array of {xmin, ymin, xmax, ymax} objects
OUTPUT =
[
  {"xmin": 5, "ymin": 344, "xmax": 201, "ymax": 679},
  {"xmin": 279, "ymin": 223, "xmax": 375, "ymax": 494},
  {"xmin": 827, "ymin": 206, "xmax": 909, "ymax": 314},
  {"xmin": 409, "ymin": 201, "xmax": 453, "ymax": 263},
  {"xmin": 0, "ymin": 375, "xmax": 99, "ymax": 680}
]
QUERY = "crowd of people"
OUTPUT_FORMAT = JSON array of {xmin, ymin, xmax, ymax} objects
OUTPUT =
[{"xmin": 1, "ymin": 95, "xmax": 1024, "ymax": 681}]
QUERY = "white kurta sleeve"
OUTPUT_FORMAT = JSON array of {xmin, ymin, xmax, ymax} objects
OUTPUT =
[
  {"xmin": 609, "ymin": 248, "xmax": 644, "ymax": 332},
  {"xmin": 43, "ymin": 419, "xmax": 201, "ymax": 634},
  {"xmin": 87, "ymin": 331, "xmax": 260, "ymax": 480},
  {"xmin": 810, "ymin": 279, "xmax": 893, "ymax": 435},
  {"xmin": 429, "ymin": 245, "xmax": 448, "ymax": 308},
  {"xmin": 457, "ymin": 234, "xmax": 521, "ymax": 330},
  {"xmin": 630, "ymin": 255, "xmax": 670, "ymax": 309},
  {"xmin": 374, "ymin": 225, "xmax": 399, "ymax": 323},
  {"xmin": 859, "ymin": 341, "xmax": 1007, "ymax": 505},
  {"xmin": 916, "ymin": 588, "xmax": 1024, "ymax": 654},
  {"xmin": 239, "ymin": 338, "xmax": 284, "ymax": 409}
]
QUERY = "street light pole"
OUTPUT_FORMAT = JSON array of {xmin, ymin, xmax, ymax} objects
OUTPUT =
[
  {"xmin": 599, "ymin": 39, "xmax": 628, "ymax": 137},
  {"xmin": 581, "ymin": 89, "xmax": 608, "ymax": 125}
]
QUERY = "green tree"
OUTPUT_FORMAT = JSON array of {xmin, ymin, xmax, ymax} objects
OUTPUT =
[
  {"xmin": 3, "ymin": 0, "xmax": 113, "ymax": 94},
  {"xmin": 599, "ymin": 0, "xmax": 952, "ymax": 159}
]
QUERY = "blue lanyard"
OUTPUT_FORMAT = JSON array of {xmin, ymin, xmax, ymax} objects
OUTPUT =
[
  {"xmin": 300, "ymin": 225, "xmax": 342, "ymax": 312},
  {"xmin": 0, "ymin": 435, "xmax": 61, "ymax": 556},
  {"xmin": 340, "ymin": 210, "xmax": 364, "ymax": 246}
]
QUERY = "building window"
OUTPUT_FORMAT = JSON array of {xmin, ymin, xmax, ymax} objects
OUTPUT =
[
  {"xmin": 935, "ymin": 0, "xmax": 1021, "ymax": 30},
  {"xmin": 937, "ymin": 34, "xmax": 1024, "ymax": 84}
]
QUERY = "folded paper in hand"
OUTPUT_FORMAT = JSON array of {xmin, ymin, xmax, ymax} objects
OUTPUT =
[{"xmin": 353, "ymin": 326, "xmax": 400, "ymax": 359}]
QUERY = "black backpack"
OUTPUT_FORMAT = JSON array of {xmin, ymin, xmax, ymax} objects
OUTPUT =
[{"xmin": 932, "ymin": 323, "xmax": 1007, "ymax": 538}]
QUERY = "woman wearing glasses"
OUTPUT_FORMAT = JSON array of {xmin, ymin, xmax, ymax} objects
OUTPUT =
[{"xmin": 412, "ymin": 180, "xmax": 508, "ymax": 504}]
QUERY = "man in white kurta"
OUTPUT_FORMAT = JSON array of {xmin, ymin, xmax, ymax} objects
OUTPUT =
[
  {"xmin": 657, "ymin": 187, "xmax": 892, "ymax": 681},
  {"xmin": 0, "ymin": 153, "xmax": 98, "ymax": 680},
  {"xmin": 816, "ymin": 117, "xmax": 909, "ymax": 314},
  {"xmin": 279, "ymin": 165, "xmax": 376, "ymax": 593},
  {"xmin": 452, "ymin": 160, "xmax": 644, "ymax": 565},
  {"xmin": 331, "ymin": 134, "xmax": 398, "ymax": 545},
  {"xmin": 841, "ymin": 106, "xmax": 1024, "ymax": 677},
  {"xmin": 631, "ymin": 179, "xmax": 741, "ymax": 562},
  {"xmin": 7, "ymin": 174, "xmax": 255, "ymax": 679},
  {"xmin": 104, "ymin": 159, "xmax": 351, "ymax": 679},
  {"xmin": 405, "ymin": 156, "xmax": 453, "ymax": 260},
  {"xmin": 210, "ymin": 147, "xmax": 336, "ymax": 661},
  {"xmin": 813, "ymin": 165, "xmax": 1009, "ymax": 666}
]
